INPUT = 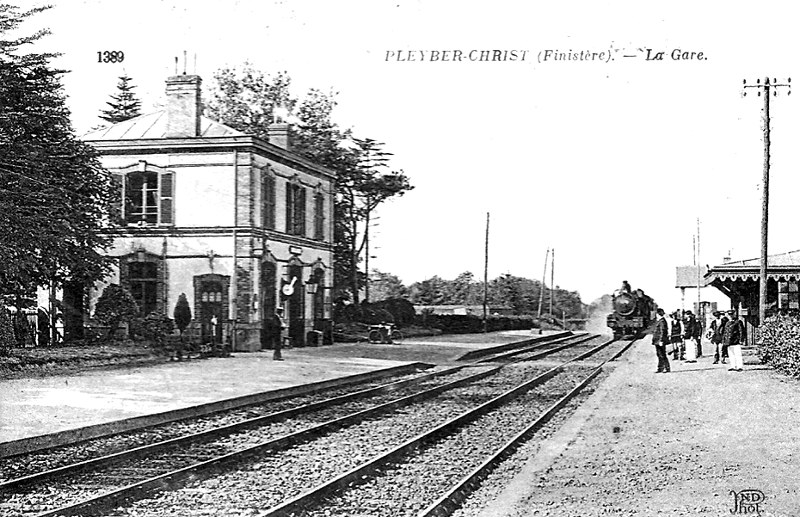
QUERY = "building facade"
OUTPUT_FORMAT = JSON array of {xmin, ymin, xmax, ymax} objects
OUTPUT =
[
  {"xmin": 705, "ymin": 249, "xmax": 800, "ymax": 344},
  {"xmin": 78, "ymin": 74, "xmax": 335, "ymax": 350}
]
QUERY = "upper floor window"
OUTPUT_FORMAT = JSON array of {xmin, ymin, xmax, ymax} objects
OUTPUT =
[
  {"xmin": 286, "ymin": 182, "xmax": 306, "ymax": 236},
  {"xmin": 262, "ymin": 169, "xmax": 276, "ymax": 230},
  {"xmin": 314, "ymin": 191, "xmax": 325, "ymax": 240},
  {"xmin": 111, "ymin": 162, "xmax": 174, "ymax": 226}
]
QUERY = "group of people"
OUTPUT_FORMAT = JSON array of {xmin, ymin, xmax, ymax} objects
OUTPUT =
[{"xmin": 651, "ymin": 308, "xmax": 746, "ymax": 373}]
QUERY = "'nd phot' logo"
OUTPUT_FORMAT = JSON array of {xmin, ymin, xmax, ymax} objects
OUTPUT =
[{"xmin": 730, "ymin": 489, "xmax": 765, "ymax": 515}]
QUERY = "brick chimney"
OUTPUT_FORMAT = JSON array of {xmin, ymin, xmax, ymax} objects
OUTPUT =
[
  {"xmin": 267, "ymin": 122, "xmax": 290, "ymax": 150},
  {"xmin": 165, "ymin": 74, "xmax": 202, "ymax": 138}
]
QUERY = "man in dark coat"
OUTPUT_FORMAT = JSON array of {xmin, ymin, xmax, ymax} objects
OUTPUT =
[
  {"xmin": 709, "ymin": 311, "xmax": 728, "ymax": 364},
  {"xmin": 652, "ymin": 308, "xmax": 670, "ymax": 373},
  {"xmin": 272, "ymin": 307, "xmax": 287, "ymax": 361},
  {"xmin": 723, "ymin": 309, "xmax": 746, "ymax": 372}
]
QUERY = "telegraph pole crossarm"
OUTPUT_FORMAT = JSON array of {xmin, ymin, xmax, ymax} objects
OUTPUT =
[{"xmin": 742, "ymin": 77, "xmax": 791, "ymax": 325}]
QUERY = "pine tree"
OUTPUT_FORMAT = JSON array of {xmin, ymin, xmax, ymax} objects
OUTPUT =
[
  {"xmin": 99, "ymin": 74, "xmax": 142, "ymax": 123},
  {"xmin": 0, "ymin": 4, "xmax": 117, "ymax": 298}
]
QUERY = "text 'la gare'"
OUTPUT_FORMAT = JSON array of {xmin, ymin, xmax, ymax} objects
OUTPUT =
[{"xmin": 645, "ymin": 48, "xmax": 706, "ymax": 61}]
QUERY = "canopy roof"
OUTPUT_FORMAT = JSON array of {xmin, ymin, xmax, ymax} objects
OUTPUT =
[{"xmin": 705, "ymin": 250, "xmax": 800, "ymax": 282}]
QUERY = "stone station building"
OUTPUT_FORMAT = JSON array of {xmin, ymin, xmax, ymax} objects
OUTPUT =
[{"xmin": 71, "ymin": 74, "xmax": 335, "ymax": 350}]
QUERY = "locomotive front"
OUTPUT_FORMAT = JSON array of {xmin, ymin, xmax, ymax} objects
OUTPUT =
[{"xmin": 607, "ymin": 285, "xmax": 652, "ymax": 338}]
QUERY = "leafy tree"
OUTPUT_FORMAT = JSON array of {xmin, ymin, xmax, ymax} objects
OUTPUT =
[
  {"xmin": 338, "ymin": 138, "xmax": 412, "ymax": 304},
  {"xmin": 409, "ymin": 276, "xmax": 448, "ymax": 305},
  {"xmin": 99, "ymin": 74, "xmax": 142, "ymax": 123},
  {"xmin": 0, "ymin": 4, "xmax": 116, "ymax": 304},
  {"xmin": 369, "ymin": 269, "xmax": 408, "ymax": 301},
  {"xmin": 94, "ymin": 284, "xmax": 138, "ymax": 338},
  {"xmin": 205, "ymin": 65, "xmax": 294, "ymax": 139},
  {"xmin": 173, "ymin": 293, "xmax": 192, "ymax": 335},
  {"xmin": 445, "ymin": 271, "xmax": 480, "ymax": 305}
]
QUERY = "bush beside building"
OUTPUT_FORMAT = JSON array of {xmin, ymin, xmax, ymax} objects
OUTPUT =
[{"xmin": 757, "ymin": 313, "xmax": 800, "ymax": 377}]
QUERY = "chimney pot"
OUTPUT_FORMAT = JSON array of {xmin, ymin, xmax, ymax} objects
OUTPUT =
[{"xmin": 165, "ymin": 74, "xmax": 202, "ymax": 138}]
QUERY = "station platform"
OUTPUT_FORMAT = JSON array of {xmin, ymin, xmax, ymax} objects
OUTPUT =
[
  {"xmin": 482, "ymin": 337, "xmax": 800, "ymax": 517},
  {"xmin": 0, "ymin": 329, "xmax": 554, "ymax": 455}
]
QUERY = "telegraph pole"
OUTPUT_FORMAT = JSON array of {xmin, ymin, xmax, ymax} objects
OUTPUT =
[
  {"xmin": 483, "ymin": 212, "xmax": 489, "ymax": 333},
  {"xmin": 549, "ymin": 248, "xmax": 555, "ymax": 317},
  {"xmin": 537, "ymin": 248, "xmax": 549, "ymax": 320},
  {"xmin": 743, "ymin": 77, "xmax": 791, "ymax": 324}
]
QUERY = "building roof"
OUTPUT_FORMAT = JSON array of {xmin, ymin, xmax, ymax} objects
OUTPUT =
[
  {"xmin": 705, "ymin": 249, "xmax": 800, "ymax": 282},
  {"xmin": 83, "ymin": 111, "xmax": 245, "ymax": 140}
]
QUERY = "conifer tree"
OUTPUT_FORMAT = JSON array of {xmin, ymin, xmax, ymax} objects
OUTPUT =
[{"xmin": 99, "ymin": 74, "xmax": 142, "ymax": 123}]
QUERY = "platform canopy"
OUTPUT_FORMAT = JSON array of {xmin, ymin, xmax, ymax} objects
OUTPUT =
[{"xmin": 705, "ymin": 249, "xmax": 800, "ymax": 283}]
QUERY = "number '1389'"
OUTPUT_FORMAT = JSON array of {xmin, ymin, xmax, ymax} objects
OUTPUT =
[{"xmin": 97, "ymin": 51, "xmax": 124, "ymax": 63}]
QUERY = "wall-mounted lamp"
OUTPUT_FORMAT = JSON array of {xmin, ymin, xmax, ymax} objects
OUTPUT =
[{"xmin": 306, "ymin": 281, "xmax": 319, "ymax": 294}]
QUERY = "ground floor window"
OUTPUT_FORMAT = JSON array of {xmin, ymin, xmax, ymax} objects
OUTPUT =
[{"xmin": 778, "ymin": 281, "xmax": 799, "ymax": 310}]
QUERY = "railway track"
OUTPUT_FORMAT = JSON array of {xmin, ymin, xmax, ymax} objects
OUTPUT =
[
  {"xmin": 0, "ymin": 332, "xmax": 614, "ymax": 517},
  {"xmin": 0, "ymin": 333, "xmax": 585, "ymax": 517},
  {"xmin": 74, "ymin": 335, "xmax": 618, "ymax": 516}
]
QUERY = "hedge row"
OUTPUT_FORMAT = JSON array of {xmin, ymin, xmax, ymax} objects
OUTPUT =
[
  {"xmin": 756, "ymin": 313, "xmax": 800, "ymax": 377},
  {"xmin": 418, "ymin": 313, "xmax": 538, "ymax": 334}
]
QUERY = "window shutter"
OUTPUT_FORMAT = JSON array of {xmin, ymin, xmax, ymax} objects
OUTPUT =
[
  {"xmin": 314, "ymin": 193, "xmax": 324, "ymax": 240},
  {"xmin": 298, "ymin": 187, "xmax": 306, "ymax": 236},
  {"xmin": 111, "ymin": 172, "xmax": 124, "ymax": 224},
  {"xmin": 160, "ymin": 171, "xmax": 174, "ymax": 225},
  {"xmin": 263, "ymin": 174, "xmax": 276, "ymax": 229},
  {"xmin": 286, "ymin": 184, "xmax": 293, "ymax": 234}
]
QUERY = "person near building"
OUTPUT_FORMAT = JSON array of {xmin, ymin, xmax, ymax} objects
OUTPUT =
[
  {"xmin": 669, "ymin": 311, "xmax": 684, "ymax": 360},
  {"xmin": 707, "ymin": 311, "xmax": 729, "ymax": 364},
  {"xmin": 652, "ymin": 308, "xmax": 670, "ymax": 373},
  {"xmin": 723, "ymin": 309, "xmax": 746, "ymax": 372},
  {"xmin": 683, "ymin": 310, "xmax": 697, "ymax": 363},
  {"xmin": 272, "ymin": 307, "xmax": 287, "ymax": 361}
]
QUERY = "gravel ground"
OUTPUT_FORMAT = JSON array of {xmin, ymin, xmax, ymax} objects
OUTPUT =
[
  {"xmin": 101, "ymin": 362, "xmax": 553, "ymax": 516},
  {"xmin": 460, "ymin": 337, "xmax": 800, "ymax": 517},
  {"xmin": 0, "ymin": 369, "xmax": 434, "ymax": 482},
  {"xmin": 0, "ymin": 367, "xmax": 497, "ymax": 516},
  {"xmin": 303, "ymin": 367, "xmax": 599, "ymax": 517}
]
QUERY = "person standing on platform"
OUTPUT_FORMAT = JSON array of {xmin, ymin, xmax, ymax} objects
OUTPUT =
[
  {"xmin": 708, "ymin": 311, "xmax": 728, "ymax": 364},
  {"xmin": 272, "ymin": 307, "xmax": 287, "ymax": 361},
  {"xmin": 652, "ymin": 308, "xmax": 670, "ymax": 373},
  {"xmin": 724, "ymin": 309, "xmax": 746, "ymax": 372},
  {"xmin": 683, "ymin": 311, "xmax": 697, "ymax": 363},
  {"xmin": 669, "ymin": 311, "xmax": 684, "ymax": 360}
]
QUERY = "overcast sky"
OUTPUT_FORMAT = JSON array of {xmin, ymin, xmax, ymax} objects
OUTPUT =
[{"xmin": 18, "ymin": 0, "xmax": 800, "ymax": 309}]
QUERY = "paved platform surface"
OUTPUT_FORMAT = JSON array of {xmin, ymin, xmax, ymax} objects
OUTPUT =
[
  {"xmin": 480, "ymin": 338, "xmax": 800, "ymax": 517},
  {"xmin": 0, "ymin": 329, "xmax": 544, "ymax": 444}
]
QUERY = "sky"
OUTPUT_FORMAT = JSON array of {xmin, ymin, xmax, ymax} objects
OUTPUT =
[{"xmin": 15, "ymin": 0, "xmax": 800, "ymax": 310}]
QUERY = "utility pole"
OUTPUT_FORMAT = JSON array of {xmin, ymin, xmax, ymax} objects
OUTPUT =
[
  {"xmin": 743, "ymin": 77, "xmax": 791, "ymax": 324},
  {"xmin": 364, "ymin": 211, "xmax": 370, "ymax": 303},
  {"xmin": 483, "ymin": 212, "xmax": 489, "ymax": 333},
  {"xmin": 549, "ymin": 248, "xmax": 555, "ymax": 317},
  {"xmin": 538, "ymin": 248, "xmax": 549, "ymax": 320}
]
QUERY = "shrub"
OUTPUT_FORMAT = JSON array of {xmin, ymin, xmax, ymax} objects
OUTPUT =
[
  {"xmin": 174, "ymin": 293, "xmax": 192, "ymax": 335},
  {"xmin": 94, "ymin": 284, "xmax": 139, "ymax": 339},
  {"xmin": 0, "ymin": 304, "xmax": 13, "ymax": 354},
  {"xmin": 757, "ymin": 313, "xmax": 800, "ymax": 377},
  {"xmin": 131, "ymin": 313, "xmax": 175, "ymax": 348}
]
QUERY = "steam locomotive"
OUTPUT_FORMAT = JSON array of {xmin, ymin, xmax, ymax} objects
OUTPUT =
[{"xmin": 606, "ymin": 282, "xmax": 656, "ymax": 338}]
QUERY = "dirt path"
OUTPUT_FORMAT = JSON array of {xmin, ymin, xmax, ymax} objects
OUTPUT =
[{"xmin": 480, "ymin": 339, "xmax": 800, "ymax": 517}]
